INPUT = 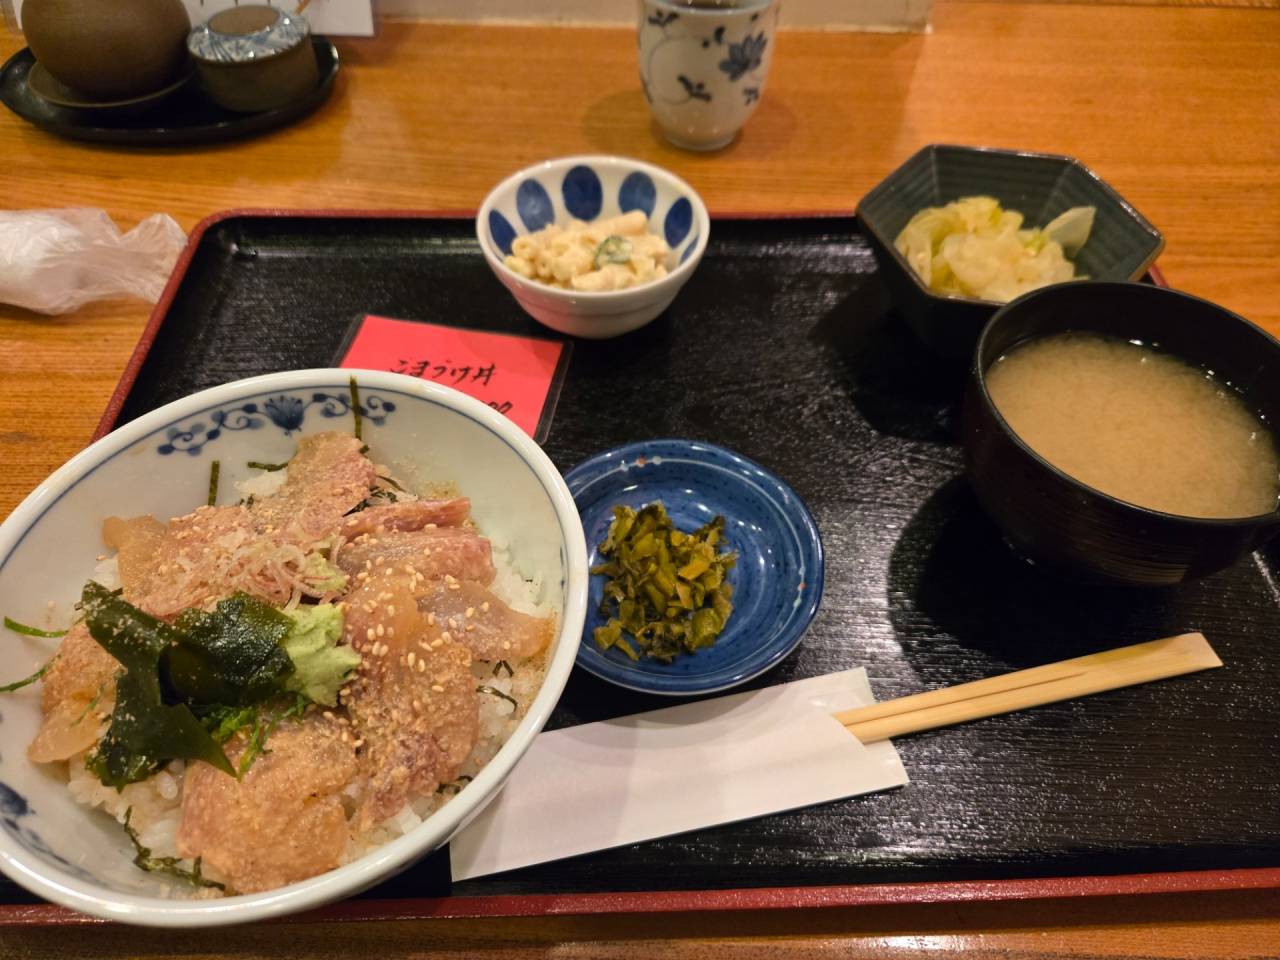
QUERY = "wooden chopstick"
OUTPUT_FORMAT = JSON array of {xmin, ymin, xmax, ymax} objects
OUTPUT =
[{"xmin": 834, "ymin": 633, "xmax": 1221, "ymax": 744}]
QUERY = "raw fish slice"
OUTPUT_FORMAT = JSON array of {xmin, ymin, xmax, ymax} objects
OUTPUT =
[
  {"xmin": 335, "ymin": 528, "xmax": 495, "ymax": 586},
  {"xmin": 30, "ymin": 623, "xmax": 119, "ymax": 765},
  {"xmin": 339, "ymin": 498, "xmax": 471, "ymax": 538},
  {"xmin": 341, "ymin": 572, "xmax": 478, "ymax": 829},
  {"xmin": 31, "ymin": 624, "xmax": 120, "ymax": 765},
  {"xmin": 105, "ymin": 505, "xmax": 327, "ymax": 616},
  {"xmin": 104, "ymin": 507, "xmax": 250, "ymax": 613},
  {"xmin": 100, "ymin": 516, "xmax": 165, "ymax": 600},
  {"xmin": 28, "ymin": 692, "xmax": 114, "ymax": 763},
  {"xmin": 251, "ymin": 432, "xmax": 377, "ymax": 540},
  {"xmin": 176, "ymin": 713, "xmax": 358, "ymax": 894},
  {"xmin": 102, "ymin": 433, "xmax": 374, "ymax": 613},
  {"xmin": 39, "ymin": 623, "xmax": 119, "ymax": 714},
  {"xmin": 415, "ymin": 579, "xmax": 552, "ymax": 663}
]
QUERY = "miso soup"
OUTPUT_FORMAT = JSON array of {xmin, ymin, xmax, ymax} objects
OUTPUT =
[{"xmin": 984, "ymin": 333, "xmax": 1280, "ymax": 519}]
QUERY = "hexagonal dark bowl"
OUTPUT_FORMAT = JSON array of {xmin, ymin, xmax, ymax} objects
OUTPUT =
[
  {"xmin": 856, "ymin": 144, "xmax": 1164, "ymax": 361},
  {"xmin": 961, "ymin": 281, "xmax": 1280, "ymax": 587}
]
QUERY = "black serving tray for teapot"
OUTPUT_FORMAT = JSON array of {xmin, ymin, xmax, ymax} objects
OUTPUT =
[
  {"xmin": 5, "ymin": 211, "xmax": 1278, "ymax": 923},
  {"xmin": 0, "ymin": 39, "xmax": 338, "ymax": 146}
]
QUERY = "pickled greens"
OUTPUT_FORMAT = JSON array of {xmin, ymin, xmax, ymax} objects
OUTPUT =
[
  {"xmin": 894, "ymin": 196, "xmax": 1094, "ymax": 303},
  {"xmin": 591, "ymin": 503, "xmax": 736, "ymax": 663}
]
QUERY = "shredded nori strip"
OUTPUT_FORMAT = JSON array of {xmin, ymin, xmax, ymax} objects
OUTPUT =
[
  {"xmin": 437, "ymin": 774, "xmax": 474, "ymax": 795},
  {"xmin": 438, "ymin": 776, "xmax": 471, "ymax": 795},
  {"xmin": 246, "ymin": 460, "xmax": 288, "ymax": 472},
  {"xmin": 476, "ymin": 684, "xmax": 518, "ymax": 710},
  {"xmin": 123, "ymin": 808, "xmax": 223, "ymax": 890},
  {"xmin": 3, "ymin": 616, "xmax": 67, "ymax": 638},
  {"xmin": 342, "ymin": 487, "xmax": 399, "ymax": 516},
  {"xmin": 349, "ymin": 376, "xmax": 363, "ymax": 441},
  {"xmin": 207, "ymin": 460, "xmax": 220, "ymax": 507},
  {"xmin": 492, "ymin": 660, "xmax": 513, "ymax": 678},
  {"xmin": 0, "ymin": 659, "xmax": 52, "ymax": 693}
]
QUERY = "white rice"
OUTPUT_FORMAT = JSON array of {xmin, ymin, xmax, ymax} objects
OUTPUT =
[
  {"xmin": 65, "ymin": 756, "xmax": 199, "ymax": 887},
  {"xmin": 91, "ymin": 555, "xmax": 121, "ymax": 591},
  {"xmin": 233, "ymin": 469, "xmax": 288, "ymax": 500}
]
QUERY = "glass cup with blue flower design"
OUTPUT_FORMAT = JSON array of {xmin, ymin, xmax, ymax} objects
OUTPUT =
[{"xmin": 637, "ymin": 0, "xmax": 781, "ymax": 151}]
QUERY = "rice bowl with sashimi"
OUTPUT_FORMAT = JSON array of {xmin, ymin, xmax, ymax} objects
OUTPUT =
[{"xmin": 0, "ymin": 371, "xmax": 587, "ymax": 925}]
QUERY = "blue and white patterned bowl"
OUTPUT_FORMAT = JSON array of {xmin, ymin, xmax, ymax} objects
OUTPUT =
[
  {"xmin": 0, "ymin": 370, "xmax": 588, "ymax": 926},
  {"xmin": 477, "ymin": 155, "xmax": 710, "ymax": 339}
]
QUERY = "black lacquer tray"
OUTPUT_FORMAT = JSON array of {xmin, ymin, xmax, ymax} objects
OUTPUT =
[{"xmin": 9, "ymin": 212, "xmax": 1278, "ymax": 920}]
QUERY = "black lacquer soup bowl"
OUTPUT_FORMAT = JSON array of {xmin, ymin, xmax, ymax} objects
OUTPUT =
[{"xmin": 962, "ymin": 281, "xmax": 1280, "ymax": 586}]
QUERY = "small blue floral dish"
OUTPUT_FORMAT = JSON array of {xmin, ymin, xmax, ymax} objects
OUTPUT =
[
  {"xmin": 477, "ymin": 155, "xmax": 710, "ymax": 340},
  {"xmin": 565, "ymin": 439, "xmax": 824, "ymax": 696}
]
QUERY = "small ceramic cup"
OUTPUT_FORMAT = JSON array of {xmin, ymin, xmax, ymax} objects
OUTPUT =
[
  {"xmin": 637, "ymin": 0, "xmax": 781, "ymax": 151},
  {"xmin": 188, "ymin": 5, "xmax": 317, "ymax": 112}
]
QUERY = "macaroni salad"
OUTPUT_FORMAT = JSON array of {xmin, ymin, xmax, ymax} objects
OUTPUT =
[{"xmin": 504, "ymin": 211, "xmax": 672, "ymax": 292}]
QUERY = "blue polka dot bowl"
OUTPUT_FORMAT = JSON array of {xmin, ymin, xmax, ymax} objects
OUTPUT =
[
  {"xmin": 477, "ymin": 156, "xmax": 710, "ymax": 339},
  {"xmin": 566, "ymin": 440, "xmax": 824, "ymax": 696}
]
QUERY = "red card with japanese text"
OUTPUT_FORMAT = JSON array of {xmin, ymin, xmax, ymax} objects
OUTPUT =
[{"xmin": 336, "ymin": 315, "xmax": 571, "ymax": 443}]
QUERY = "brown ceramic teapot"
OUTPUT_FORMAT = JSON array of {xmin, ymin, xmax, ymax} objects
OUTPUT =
[{"xmin": 23, "ymin": 0, "xmax": 191, "ymax": 100}]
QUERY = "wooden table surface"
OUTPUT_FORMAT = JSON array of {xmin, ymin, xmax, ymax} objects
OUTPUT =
[{"xmin": 2, "ymin": 1, "xmax": 1280, "ymax": 955}]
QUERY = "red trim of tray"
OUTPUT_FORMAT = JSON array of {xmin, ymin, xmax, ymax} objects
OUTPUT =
[
  {"xmin": 1, "ymin": 866, "xmax": 1278, "ymax": 928},
  {"xmin": 66, "ymin": 210, "xmax": 1207, "ymax": 930}
]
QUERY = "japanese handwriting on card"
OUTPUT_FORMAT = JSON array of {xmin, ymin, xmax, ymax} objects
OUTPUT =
[
  {"xmin": 392, "ymin": 359, "xmax": 496, "ymax": 389},
  {"xmin": 337, "ymin": 315, "xmax": 571, "ymax": 443}
]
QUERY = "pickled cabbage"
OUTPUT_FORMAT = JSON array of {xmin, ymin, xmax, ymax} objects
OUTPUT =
[{"xmin": 894, "ymin": 197, "xmax": 1095, "ymax": 303}]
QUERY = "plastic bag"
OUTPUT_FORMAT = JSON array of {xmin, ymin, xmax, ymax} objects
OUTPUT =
[{"xmin": 0, "ymin": 208, "xmax": 187, "ymax": 315}]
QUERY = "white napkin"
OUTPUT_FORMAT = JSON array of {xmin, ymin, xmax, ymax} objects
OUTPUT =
[{"xmin": 450, "ymin": 667, "xmax": 908, "ymax": 880}]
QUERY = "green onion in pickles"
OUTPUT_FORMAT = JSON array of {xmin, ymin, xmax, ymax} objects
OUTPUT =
[
  {"xmin": 592, "ymin": 503, "xmax": 736, "ymax": 663},
  {"xmin": 894, "ymin": 196, "xmax": 1095, "ymax": 303}
]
